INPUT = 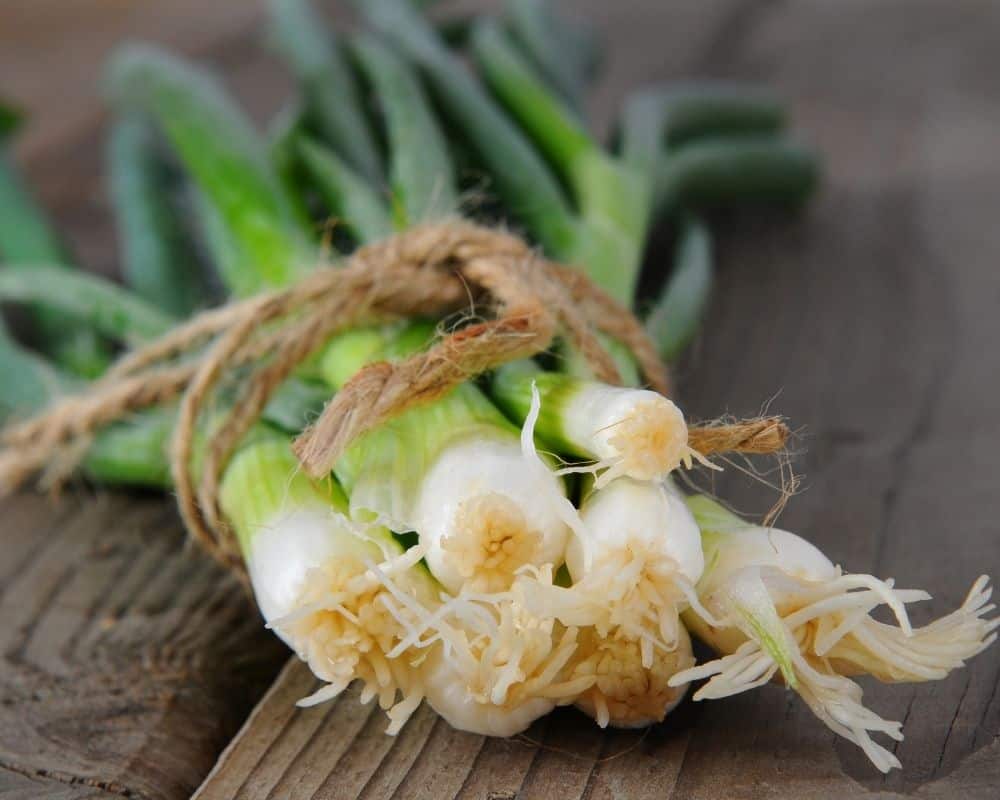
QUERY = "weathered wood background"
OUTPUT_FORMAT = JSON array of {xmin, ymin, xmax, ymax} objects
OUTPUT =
[{"xmin": 2, "ymin": 1, "xmax": 999, "ymax": 798}]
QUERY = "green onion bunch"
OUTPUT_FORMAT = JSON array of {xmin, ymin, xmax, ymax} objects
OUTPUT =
[{"xmin": 1, "ymin": 0, "xmax": 994, "ymax": 771}]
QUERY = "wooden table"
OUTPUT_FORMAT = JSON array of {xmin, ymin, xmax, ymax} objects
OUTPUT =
[{"xmin": 2, "ymin": 1, "xmax": 999, "ymax": 798}]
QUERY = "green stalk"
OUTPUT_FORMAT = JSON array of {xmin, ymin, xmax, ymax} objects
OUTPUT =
[
  {"xmin": 357, "ymin": 0, "xmax": 579, "ymax": 258},
  {"xmin": 0, "ymin": 126, "xmax": 170, "ymax": 472},
  {"xmin": 470, "ymin": 18, "xmax": 648, "ymax": 304},
  {"xmin": 0, "ymin": 324, "xmax": 173, "ymax": 485},
  {"xmin": 435, "ymin": 14, "xmax": 475, "ymax": 47},
  {"xmin": 267, "ymin": 101, "xmax": 321, "ymax": 235},
  {"xmin": 0, "ymin": 266, "xmax": 175, "ymax": 346},
  {"xmin": 108, "ymin": 113, "xmax": 205, "ymax": 316},
  {"xmin": 490, "ymin": 358, "xmax": 580, "ymax": 455},
  {"xmin": 0, "ymin": 101, "xmax": 20, "ymax": 138},
  {"xmin": 261, "ymin": 377, "xmax": 331, "ymax": 434},
  {"xmin": 267, "ymin": 0, "xmax": 382, "ymax": 183},
  {"xmin": 106, "ymin": 44, "xmax": 314, "ymax": 297},
  {"xmin": 353, "ymin": 35, "xmax": 458, "ymax": 227},
  {"xmin": 83, "ymin": 373, "xmax": 327, "ymax": 490},
  {"xmin": 644, "ymin": 216, "xmax": 713, "ymax": 362},
  {"xmin": 0, "ymin": 158, "xmax": 65, "ymax": 263},
  {"xmin": 505, "ymin": 0, "xmax": 600, "ymax": 111},
  {"xmin": 81, "ymin": 407, "xmax": 175, "ymax": 489},
  {"xmin": 0, "ymin": 115, "xmax": 109, "ymax": 376},
  {"xmin": 0, "ymin": 328, "xmax": 77, "ymax": 421},
  {"xmin": 79, "ymin": 378, "xmax": 326, "ymax": 492},
  {"xmin": 297, "ymin": 136, "xmax": 393, "ymax": 245},
  {"xmin": 219, "ymin": 426, "xmax": 345, "ymax": 553},
  {"xmin": 620, "ymin": 84, "xmax": 787, "ymax": 174},
  {"xmin": 657, "ymin": 135, "xmax": 820, "ymax": 215},
  {"xmin": 471, "ymin": 19, "xmax": 592, "ymax": 181},
  {"xmin": 321, "ymin": 322, "xmax": 519, "ymax": 521}
]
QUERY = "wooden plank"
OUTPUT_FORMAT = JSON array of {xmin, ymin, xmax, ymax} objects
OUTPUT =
[
  {"xmin": 193, "ymin": 0, "xmax": 1000, "ymax": 798},
  {"xmin": 675, "ymin": 1, "xmax": 1000, "ymax": 796},
  {"xmin": 1, "ymin": 6, "xmax": 307, "ymax": 797},
  {"xmin": 0, "ymin": 493, "xmax": 288, "ymax": 799}
]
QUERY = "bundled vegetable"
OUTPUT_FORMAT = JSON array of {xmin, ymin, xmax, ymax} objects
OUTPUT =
[
  {"xmin": 0, "ymin": 0, "xmax": 993, "ymax": 776},
  {"xmin": 674, "ymin": 497, "xmax": 997, "ymax": 772}
]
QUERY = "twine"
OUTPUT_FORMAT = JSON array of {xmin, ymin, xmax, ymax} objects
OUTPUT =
[{"xmin": 0, "ymin": 221, "xmax": 787, "ymax": 572}]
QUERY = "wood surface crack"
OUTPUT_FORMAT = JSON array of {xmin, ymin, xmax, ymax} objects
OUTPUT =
[
  {"xmin": 0, "ymin": 757, "xmax": 141, "ymax": 798},
  {"xmin": 936, "ymin": 674, "xmax": 974, "ymax": 774}
]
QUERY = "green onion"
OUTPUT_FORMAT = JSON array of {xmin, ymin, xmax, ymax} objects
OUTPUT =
[
  {"xmin": 353, "ymin": 35, "xmax": 458, "ymax": 227},
  {"xmin": 106, "ymin": 44, "xmax": 315, "ymax": 296},
  {"xmin": 657, "ymin": 135, "xmax": 820, "ymax": 215},
  {"xmin": 470, "ymin": 18, "xmax": 648, "ymax": 304},
  {"xmin": 322, "ymin": 322, "xmax": 573, "ymax": 596},
  {"xmin": 81, "ymin": 407, "xmax": 175, "ymax": 489},
  {"xmin": 0, "ymin": 109, "xmax": 109, "ymax": 376},
  {"xmin": 261, "ymin": 377, "xmax": 331, "ymax": 434},
  {"xmin": 619, "ymin": 84, "xmax": 787, "ymax": 173},
  {"xmin": 0, "ymin": 266, "xmax": 176, "ymax": 346},
  {"xmin": 217, "ymin": 422, "xmax": 573, "ymax": 738},
  {"xmin": 267, "ymin": 101, "xmax": 321, "ymax": 235},
  {"xmin": 558, "ymin": 476, "xmax": 703, "ymax": 682},
  {"xmin": 491, "ymin": 359, "xmax": 695, "ymax": 483},
  {"xmin": 644, "ymin": 215, "xmax": 713, "ymax": 362},
  {"xmin": 218, "ymin": 425, "xmax": 444, "ymax": 735},
  {"xmin": 0, "ymin": 328, "xmax": 77, "ymax": 421},
  {"xmin": 357, "ymin": 0, "xmax": 580, "ymax": 259},
  {"xmin": 297, "ymin": 135, "xmax": 393, "ymax": 245},
  {"xmin": 674, "ymin": 494, "xmax": 999, "ymax": 773},
  {"xmin": 219, "ymin": 428, "xmax": 351, "ymax": 567},
  {"xmin": 0, "ymin": 100, "xmax": 20, "ymax": 138},
  {"xmin": 8, "ymin": 5, "xmax": 987, "ymax": 762},
  {"xmin": 266, "ymin": 0, "xmax": 383, "ymax": 183},
  {"xmin": 107, "ymin": 112, "xmax": 205, "ymax": 316},
  {"xmin": 505, "ymin": 0, "xmax": 601, "ymax": 111}
]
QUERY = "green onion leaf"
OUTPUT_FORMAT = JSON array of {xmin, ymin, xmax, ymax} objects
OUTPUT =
[
  {"xmin": 469, "ymin": 19, "xmax": 648, "ymax": 304},
  {"xmin": 108, "ymin": 113, "xmax": 205, "ymax": 317},
  {"xmin": 267, "ymin": 100, "xmax": 322, "ymax": 235},
  {"xmin": 262, "ymin": 377, "xmax": 330, "ymax": 433},
  {"xmin": 644, "ymin": 216, "xmax": 713, "ymax": 362},
  {"xmin": 620, "ymin": 83, "xmax": 787, "ymax": 173},
  {"xmin": 0, "ymin": 132, "xmax": 110, "ymax": 376},
  {"xmin": 505, "ymin": 0, "xmax": 599, "ymax": 111},
  {"xmin": 470, "ymin": 18, "xmax": 592, "ymax": 184},
  {"xmin": 297, "ymin": 135, "xmax": 393, "ymax": 246},
  {"xmin": 82, "ymin": 406, "xmax": 175, "ymax": 489},
  {"xmin": 357, "ymin": 0, "xmax": 578, "ymax": 258},
  {"xmin": 106, "ymin": 43, "xmax": 314, "ymax": 297},
  {"xmin": 267, "ymin": 0, "xmax": 383, "ymax": 183},
  {"xmin": 0, "ymin": 99, "xmax": 23, "ymax": 140},
  {"xmin": 0, "ymin": 266, "xmax": 176, "ymax": 345},
  {"xmin": 657, "ymin": 135, "xmax": 820, "ymax": 215},
  {"xmin": 353, "ymin": 35, "xmax": 458, "ymax": 227},
  {"xmin": 0, "ymin": 329, "xmax": 77, "ymax": 422}
]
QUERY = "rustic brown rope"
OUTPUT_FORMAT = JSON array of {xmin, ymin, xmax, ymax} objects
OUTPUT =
[
  {"xmin": 688, "ymin": 416, "xmax": 790, "ymax": 456},
  {"xmin": 0, "ymin": 220, "xmax": 788, "ymax": 571}
]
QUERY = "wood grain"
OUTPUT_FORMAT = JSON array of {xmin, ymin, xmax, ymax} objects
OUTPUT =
[
  {"xmin": 0, "ymin": 492, "xmax": 287, "ymax": 799},
  {"xmin": 1, "ymin": 0, "xmax": 998, "ymax": 798},
  {"xmin": 1, "ymin": 8, "xmax": 295, "ymax": 798}
]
